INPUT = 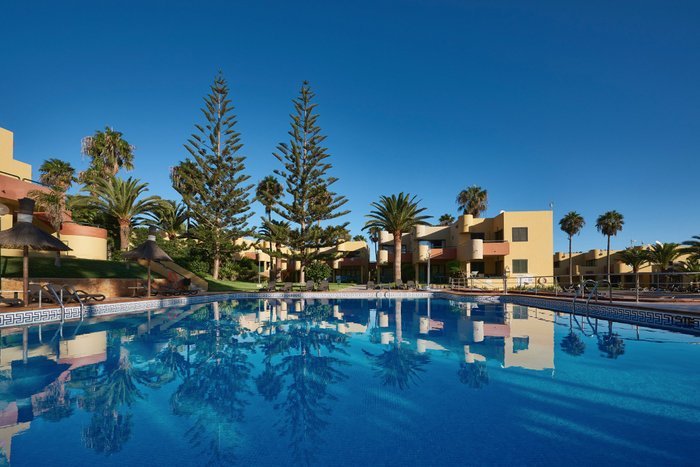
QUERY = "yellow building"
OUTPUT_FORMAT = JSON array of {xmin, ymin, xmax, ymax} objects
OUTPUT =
[
  {"xmin": 0, "ymin": 127, "xmax": 108, "ymax": 260},
  {"xmin": 377, "ymin": 211, "xmax": 554, "ymax": 283},
  {"xmin": 237, "ymin": 238, "xmax": 370, "ymax": 283}
]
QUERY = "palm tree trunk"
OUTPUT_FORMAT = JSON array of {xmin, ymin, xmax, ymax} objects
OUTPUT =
[
  {"xmin": 393, "ymin": 232, "xmax": 402, "ymax": 284},
  {"xmin": 568, "ymin": 235, "xmax": 573, "ymax": 286},
  {"xmin": 606, "ymin": 235, "xmax": 611, "ymax": 284},
  {"xmin": 147, "ymin": 260, "xmax": 152, "ymax": 297},
  {"xmin": 23, "ymin": 246, "xmax": 29, "ymax": 305},
  {"xmin": 119, "ymin": 220, "xmax": 130, "ymax": 251}
]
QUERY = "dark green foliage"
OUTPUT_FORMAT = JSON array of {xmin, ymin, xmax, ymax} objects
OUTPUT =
[
  {"xmin": 306, "ymin": 261, "xmax": 332, "ymax": 283},
  {"xmin": 172, "ymin": 72, "xmax": 254, "ymax": 279},
  {"xmin": 265, "ymin": 81, "xmax": 349, "ymax": 282}
]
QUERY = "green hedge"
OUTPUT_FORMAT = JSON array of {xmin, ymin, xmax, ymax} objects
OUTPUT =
[{"xmin": 0, "ymin": 256, "xmax": 160, "ymax": 279}]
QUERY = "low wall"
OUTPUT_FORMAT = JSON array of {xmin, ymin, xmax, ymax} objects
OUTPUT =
[{"xmin": 0, "ymin": 277, "xmax": 168, "ymax": 298}]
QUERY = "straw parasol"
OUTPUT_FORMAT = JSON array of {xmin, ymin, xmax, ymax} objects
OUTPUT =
[
  {"xmin": 123, "ymin": 226, "xmax": 173, "ymax": 297},
  {"xmin": 0, "ymin": 198, "xmax": 71, "ymax": 304}
]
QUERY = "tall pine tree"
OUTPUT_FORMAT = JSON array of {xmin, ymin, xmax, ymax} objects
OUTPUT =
[
  {"xmin": 172, "ymin": 72, "xmax": 254, "ymax": 279},
  {"xmin": 266, "ymin": 81, "xmax": 349, "ymax": 282}
]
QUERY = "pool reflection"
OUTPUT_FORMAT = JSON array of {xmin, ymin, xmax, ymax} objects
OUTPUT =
[{"xmin": 0, "ymin": 297, "xmax": 696, "ymax": 465}]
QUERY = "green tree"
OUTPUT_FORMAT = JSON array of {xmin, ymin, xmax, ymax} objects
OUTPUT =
[
  {"xmin": 439, "ymin": 213, "xmax": 455, "ymax": 226},
  {"xmin": 352, "ymin": 234, "xmax": 366, "ymax": 242},
  {"xmin": 146, "ymin": 200, "xmax": 189, "ymax": 240},
  {"xmin": 647, "ymin": 242, "xmax": 682, "ymax": 288},
  {"xmin": 682, "ymin": 235, "xmax": 700, "ymax": 260},
  {"xmin": 267, "ymin": 81, "xmax": 349, "ymax": 282},
  {"xmin": 29, "ymin": 159, "xmax": 76, "ymax": 266},
  {"xmin": 617, "ymin": 246, "xmax": 649, "ymax": 292},
  {"xmin": 306, "ymin": 261, "xmax": 332, "ymax": 283},
  {"xmin": 456, "ymin": 185, "xmax": 488, "ymax": 217},
  {"xmin": 559, "ymin": 211, "xmax": 585, "ymax": 285},
  {"xmin": 80, "ymin": 127, "xmax": 135, "ymax": 186},
  {"xmin": 595, "ymin": 211, "xmax": 624, "ymax": 284},
  {"xmin": 255, "ymin": 175, "xmax": 283, "ymax": 221},
  {"xmin": 367, "ymin": 226, "xmax": 381, "ymax": 280},
  {"xmin": 365, "ymin": 193, "xmax": 430, "ymax": 283},
  {"xmin": 172, "ymin": 72, "xmax": 254, "ymax": 279},
  {"xmin": 77, "ymin": 176, "xmax": 164, "ymax": 251}
]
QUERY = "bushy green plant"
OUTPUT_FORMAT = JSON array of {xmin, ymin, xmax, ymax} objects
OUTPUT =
[
  {"xmin": 187, "ymin": 259, "xmax": 210, "ymax": 277},
  {"xmin": 219, "ymin": 261, "xmax": 239, "ymax": 281},
  {"xmin": 236, "ymin": 257, "xmax": 259, "ymax": 282},
  {"xmin": 306, "ymin": 261, "xmax": 332, "ymax": 283}
]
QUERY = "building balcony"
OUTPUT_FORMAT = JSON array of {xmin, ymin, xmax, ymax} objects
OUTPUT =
[
  {"xmin": 337, "ymin": 256, "xmax": 368, "ymax": 267},
  {"xmin": 387, "ymin": 252, "xmax": 413, "ymax": 263},
  {"xmin": 483, "ymin": 240, "xmax": 510, "ymax": 256},
  {"xmin": 0, "ymin": 172, "xmax": 48, "ymax": 202}
]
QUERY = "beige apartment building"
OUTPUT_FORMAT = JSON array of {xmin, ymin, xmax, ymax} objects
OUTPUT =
[
  {"xmin": 238, "ymin": 238, "xmax": 371, "ymax": 283},
  {"xmin": 377, "ymin": 211, "xmax": 554, "ymax": 283}
]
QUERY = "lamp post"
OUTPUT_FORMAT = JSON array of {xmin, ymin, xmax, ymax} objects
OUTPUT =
[{"xmin": 503, "ymin": 265, "xmax": 510, "ymax": 295}]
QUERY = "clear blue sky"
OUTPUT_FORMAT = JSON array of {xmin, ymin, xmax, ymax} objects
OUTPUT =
[{"xmin": 1, "ymin": 0, "xmax": 698, "ymax": 253}]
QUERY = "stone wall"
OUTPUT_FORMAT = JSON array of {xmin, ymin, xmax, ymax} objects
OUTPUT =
[{"xmin": 0, "ymin": 277, "xmax": 169, "ymax": 299}]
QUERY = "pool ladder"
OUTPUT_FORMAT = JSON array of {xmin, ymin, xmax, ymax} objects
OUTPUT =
[{"xmin": 572, "ymin": 279, "xmax": 613, "ymax": 314}]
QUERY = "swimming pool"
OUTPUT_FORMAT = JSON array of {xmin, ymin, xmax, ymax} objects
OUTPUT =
[{"xmin": 1, "ymin": 297, "xmax": 698, "ymax": 465}]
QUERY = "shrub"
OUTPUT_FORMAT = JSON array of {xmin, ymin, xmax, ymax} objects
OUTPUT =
[
  {"xmin": 187, "ymin": 259, "xmax": 210, "ymax": 277},
  {"xmin": 306, "ymin": 261, "xmax": 332, "ymax": 283},
  {"xmin": 219, "ymin": 261, "xmax": 239, "ymax": 281}
]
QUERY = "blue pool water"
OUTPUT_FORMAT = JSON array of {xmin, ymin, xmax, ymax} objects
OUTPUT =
[{"xmin": 0, "ymin": 298, "xmax": 698, "ymax": 466}]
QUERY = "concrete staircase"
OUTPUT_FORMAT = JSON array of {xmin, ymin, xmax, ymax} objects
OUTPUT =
[{"xmin": 137, "ymin": 259, "xmax": 208, "ymax": 291}]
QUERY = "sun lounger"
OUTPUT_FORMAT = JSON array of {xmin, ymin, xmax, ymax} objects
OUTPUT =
[
  {"xmin": 366, "ymin": 281, "xmax": 376, "ymax": 290},
  {"xmin": 282, "ymin": 282, "xmax": 292, "ymax": 292},
  {"xmin": 305, "ymin": 280, "xmax": 315, "ymax": 292},
  {"xmin": 261, "ymin": 281, "xmax": 277, "ymax": 292},
  {"xmin": 0, "ymin": 294, "xmax": 23, "ymax": 307},
  {"xmin": 27, "ymin": 283, "xmax": 62, "ymax": 304},
  {"xmin": 61, "ymin": 285, "xmax": 106, "ymax": 303},
  {"xmin": 406, "ymin": 280, "xmax": 416, "ymax": 290},
  {"xmin": 395, "ymin": 279, "xmax": 406, "ymax": 290},
  {"xmin": 319, "ymin": 280, "xmax": 330, "ymax": 292}
]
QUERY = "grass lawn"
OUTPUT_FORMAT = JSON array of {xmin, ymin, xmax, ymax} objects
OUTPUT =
[
  {"xmin": 204, "ymin": 276, "xmax": 355, "ymax": 292},
  {"xmin": 0, "ymin": 256, "xmax": 158, "ymax": 279}
]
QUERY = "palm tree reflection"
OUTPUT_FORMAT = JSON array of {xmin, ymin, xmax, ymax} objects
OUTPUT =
[
  {"xmin": 598, "ymin": 322, "xmax": 626, "ymax": 359},
  {"xmin": 363, "ymin": 300, "xmax": 430, "ymax": 391},
  {"xmin": 457, "ymin": 361, "xmax": 489, "ymax": 389},
  {"xmin": 561, "ymin": 316, "xmax": 586, "ymax": 357}
]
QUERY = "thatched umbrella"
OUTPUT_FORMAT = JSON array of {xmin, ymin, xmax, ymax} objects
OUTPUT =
[
  {"xmin": 123, "ymin": 226, "xmax": 172, "ymax": 297},
  {"xmin": 0, "ymin": 198, "xmax": 71, "ymax": 304}
]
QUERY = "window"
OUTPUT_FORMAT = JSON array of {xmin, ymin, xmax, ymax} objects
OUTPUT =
[
  {"xmin": 494, "ymin": 229, "xmax": 504, "ymax": 241},
  {"xmin": 512, "ymin": 227, "xmax": 528, "ymax": 242},
  {"xmin": 554, "ymin": 260, "xmax": 561, "ymax": 268},
  {"xmin": 428, "ymin": 240, "xmax": 444, "ymax": 249},
  {"xmin": 585, "ymin": 259, "xmax": 596, "ymax": 267},
  {"xmin": 471, "ymin": 232, "xmax": 485, "ymax": 240},
  {"xmin": 512, "ymin": 259, "xmax": 528, "ymax": 274}
]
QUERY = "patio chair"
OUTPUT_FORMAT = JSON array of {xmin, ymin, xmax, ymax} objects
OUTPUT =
[
  {"xmin": 319, "ymin": 280, "xmax": 330, "ymax": 292},
  {"xmin": 261, "ymin": 281, "xmax": 277, "ymax": 292},
  {"xmin": 395, "ymin": 279, "xmax": 406, "ymax": 290},
  {"xmin": 366, "ymin": 281, "xmax": 376, "ymax": 290},
  {"xmin": 61, "ymin": 285, "xmax": 106, "ymax": 303},
  {"xmin": 282, "ymin": 282, "xmax": 292, "ymax": 292},
  {"xmin": 305, "ymin": 280, "xmax": 315, "ymax": 292},
  {"xmin": 406, "ymin": 280, "xmax": 416, "ymax": 290}
]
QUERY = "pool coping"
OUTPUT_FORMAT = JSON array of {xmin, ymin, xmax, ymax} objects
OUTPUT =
[{"xmin": 1, "ymin": 290, "xmax": 697, "ymax": 334}]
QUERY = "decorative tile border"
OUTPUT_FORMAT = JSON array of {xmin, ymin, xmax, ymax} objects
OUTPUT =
[
  {"xmin": 1, "ymin": 290, "xmax": 696, "ymax": 334},
  {"xmin": 434, "ymin": 292, "xmax": 700, "ymax": 334}
]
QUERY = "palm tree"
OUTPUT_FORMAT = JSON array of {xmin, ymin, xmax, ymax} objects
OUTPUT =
[
  {"xmin": 617, "ymin": 246, "xmax": 649, "ymax": 293},
  {"xmin": 595, "ymin": 211, "xmax": 624, "ymax": 284},
  {"xmin": 682, "ymin": 235, "xmax": 700, "ymax": 261},
  {"xmin": 80, "ymin": 177, "xmax": 164, "ymax": 251},
  {"xmin": 456, "ymin": 185, "xmax": 488, "ymax": 217},
  {"xmin": 352, "ymin": 234, "xmax": 366, "ymax": 242},
  {"xmin": 146, "ymin": 200, "xmax": 188, "ymax": 240},
  {"xmin": 29, "ymin": 158, "xmax": 76, "ymax": 266},
  {"xmin": 38, "ymin": 158, "xmax": 76, "ymax": 190},
  {"xmin": 255, "ymin": 175, "xmax": 283, "ymax": 221},
  {"xmin": 365, "ymin": 193, "xmax": 431, "ymax": 283},
  {"xmin": 80, "ymin": 127, "xmax": 135, "ymax": 184},
  {"xmin": 647, "ymin": 242, "xmax": 681, "ymax": 289},
  {"xmin": 559, "ymin": 211, "xmax": 585, "ymax": 286},
  {"xmin": 438, "ymin": 213, "xmax": 455, "ymax": 226}
]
